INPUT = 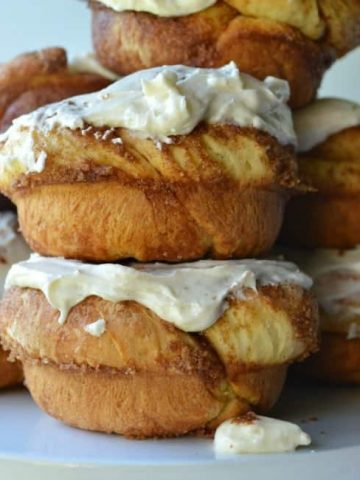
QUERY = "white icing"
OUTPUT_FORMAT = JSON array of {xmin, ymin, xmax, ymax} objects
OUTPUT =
[
  {"xmin": 84, "ymin": 318, "xmax": 106, "ymax": 337},
  {"xmin": 0, "ymin": 63, "xmax": 296, "ymax": 175},
  {"xmin": 0, "ymin": 128, "xmax": 47, "ymax": 174},
  {"xmin": 294, "ymin": 98, "xmax": 360, "ymax": 153},
  {"xmin": 96, "ymin": 0, "xmax": 216, "ymax": 16},
  {"xmin": 214, "ymin": 414, "xmax": 311, "ymax": 454},
  {"xmin": 281, "ymin": 247, "xmax": 360, "ymax": 334},
  {"xmin": 5, "ymin": 255, "xmax": 311, "ymax": 331},
  {"xmin": 0, "ymin": 212, "xmax": 32, "ymax": 294},
  {"xmin": 70, "ymin": 53, "xmax": 120, "ymax": 81}
]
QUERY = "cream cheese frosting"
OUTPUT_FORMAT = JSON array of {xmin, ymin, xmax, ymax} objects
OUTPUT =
[
  {"xmin": 96, "ymin": 0, "xmax": 216, "ymax": 16},
  {"xmin": 282, "ymin": 247, "xmax": 360, "ymax": 335},
  {"xmin": 5, "ymin": 255, "xmax": 311, "ymax": 331},
  {"xmin": 0, "ymin": 126, "xmax": 47, "ymax": 175},
  {"xmin": 294, "ymin": 98, "xmax": 360, "ymax": 153},
  {"xmin": 0, "ymin": 63, "xmax": 296, "ymax": 175},
  {"xmin": 214, "ymin": 413, "xmax": 311, "ymax": 454},
  {"xmin": 0, "ymin": 212, "xmax": 32, "ymax": 294}
]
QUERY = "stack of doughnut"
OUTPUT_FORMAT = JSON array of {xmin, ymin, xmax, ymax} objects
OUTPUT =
[
  {"xmin": 1, "ymin": 0, "xmax": 359, "ymax": 440},
  {"xmin": 0, "ymin": 56, "xmax": 320, "ymax": 438},
  {"xmin": 281, "ymin": 98, "xmax": 360, "ymax": 384},
  {"xmin": 0, "ymin": 46, "xmax": 111, "ymax": 389}
]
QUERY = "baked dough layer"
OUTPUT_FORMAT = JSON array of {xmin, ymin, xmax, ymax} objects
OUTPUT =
[
  {"xmin": 23, "ymin": 362, "xmax": 287, "ymax": 438},
  {"xmin": 0, "ymin": 125, "xmax": 299, "ymax": 262}
]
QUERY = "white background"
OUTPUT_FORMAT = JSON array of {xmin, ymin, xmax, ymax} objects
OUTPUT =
[{"xmin": 1, "ymin": 0, "xmax": 360, "ymax": 102}]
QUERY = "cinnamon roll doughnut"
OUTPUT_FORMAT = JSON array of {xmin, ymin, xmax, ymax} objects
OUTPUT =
[
  {"xmin": 0, "ymin": 255, "xmax": 319, "ymax": 437},
  {"xmin": 0, "ymin": 47, "xmax": 111, "ymax": 133},
  {"xmin": 0, "ymin": 46, "xmax": 112, "ymax": 211},
  {"xmin": 0, "ymin": 63, "xmax": 300, "ymax": 263},
  {"xmin": 281, "ymin": 98, "xmax": 360, "ymax": 249},
  {"xmin": 282, "ymin": 247, "xmax": 360, "ymax": 383},
  {"xmin": 87, "ymin": 0, "xmax": 360, "ymax": 108}
]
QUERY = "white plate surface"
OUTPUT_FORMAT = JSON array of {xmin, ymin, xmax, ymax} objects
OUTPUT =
[{"xmin": 0, "ymin": 383, "xmax": 359, "ymax": 480}]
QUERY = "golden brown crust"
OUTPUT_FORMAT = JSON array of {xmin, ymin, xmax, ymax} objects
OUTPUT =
[
  {"xmin": 281, "ymin": 127, "xmax": 360, "ymax": 248},
  {"xmin": 0, "ymin": 284, "xmax": 318, "ymax": 437},
  {"xmin": 297, "ymin": 332, "xmax": 360, "ymax": 384},
  {"xmin": 319, "ymin": 0, "xmax": 360, "ymax": 57},
  {"xmin": 90, "ymin": 1, "xmax": 334, "ymax": 108},
  {"xmin": 0, "ymin": 347, "xmax": 22, "ymax": 389},
  {"xmin": 16, "ymin": 182, "xmax": 286, "ymax": 262},
  {"xmin": 0, "ymin": 47, "xmax": 110, "ymax": 132},
  {"xmin": 1, "ymin": 124, "xmax": 299, "ymax": 262},
  {"xmin": 24, "ymin": 362, "xmax": 278, "ymax": 438}
]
